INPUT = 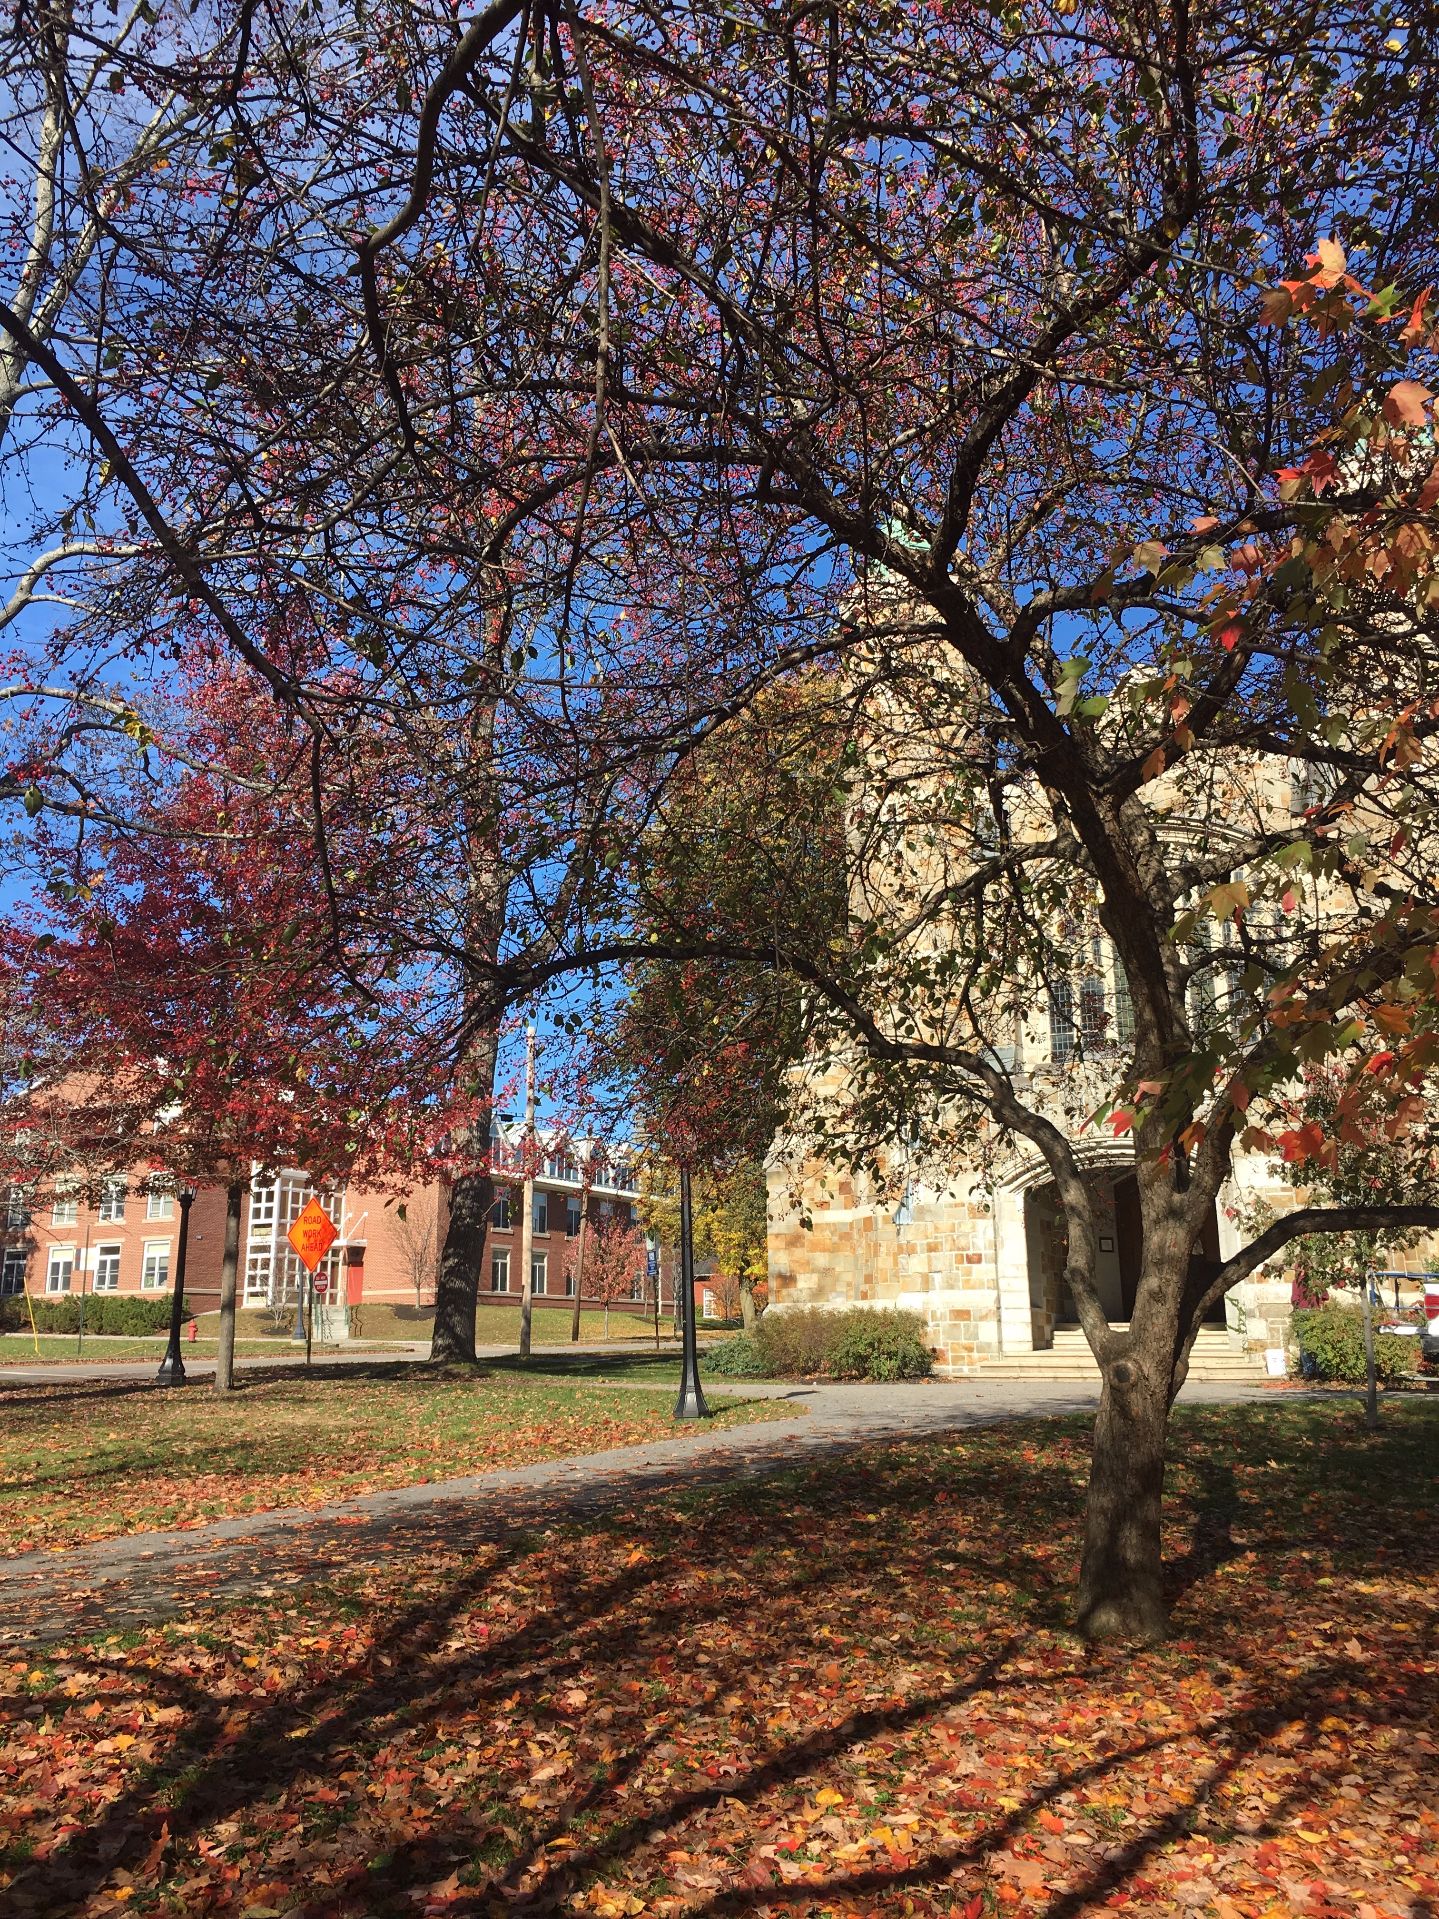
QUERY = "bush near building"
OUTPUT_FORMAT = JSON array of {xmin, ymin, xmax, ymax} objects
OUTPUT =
[
  {"xmin": 1293, "ymin": 1303, "xmax": 1421, "ymax": 1384},
  {"xmin": 0, "ymin": 1294, "xmax": 186, "ymax": 1337},
  {"xmin": 705, "ymin": 1308, "xmax": 932, "ymax": 1382}
]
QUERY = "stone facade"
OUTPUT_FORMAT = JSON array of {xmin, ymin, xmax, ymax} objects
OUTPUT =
[{"xmin": 767, "ymin": 1137, "xmax": 1314, "ymax": 1377}]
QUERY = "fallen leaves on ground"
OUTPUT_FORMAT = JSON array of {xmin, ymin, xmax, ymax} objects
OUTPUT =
[
  {"xmin": 0, "ymin": 1399, "xmax": 1435, "ymax": 1918},
  {"xmin": 0, "ymin": 1368, "xmax": 792, "ymax": 1552}
]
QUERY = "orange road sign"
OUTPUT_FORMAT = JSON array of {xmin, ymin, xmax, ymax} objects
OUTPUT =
[{"xmin": 287, "ymin": 1196, "xmax": 338, "ymax": 1273}]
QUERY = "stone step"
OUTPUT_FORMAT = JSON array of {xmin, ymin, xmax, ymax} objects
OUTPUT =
[
  {"xmin": 973, "ymin": 1363, "xmax": 1265, "ymax": 1378},
  {"xmin": 973, "ymin": 1355, "xmax": 1267, "ymax": 1380}
]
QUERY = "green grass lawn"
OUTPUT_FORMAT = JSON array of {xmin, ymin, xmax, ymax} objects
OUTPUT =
[
  {"xmin": 2, "ymin": 1398, "xmax": 1435, "ymax": 1919},
  {"xmin": 0, "ymin": 1334, "xmax": 378, "ymax": 1365},
  {"xmin": 0, "ymin": 1364, "xmax": 795, "ymax": 1553},
  {"xmin": 343, "ymin": 1301, "xmax": 678, "ymax": 1346}
]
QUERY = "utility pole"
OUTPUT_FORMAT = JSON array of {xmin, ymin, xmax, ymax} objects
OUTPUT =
[{"xmin": 518, "ymin": 1024, "xmax": 536, "ymax": 1360}]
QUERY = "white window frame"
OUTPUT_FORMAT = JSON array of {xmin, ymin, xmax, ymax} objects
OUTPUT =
[
  {"xmin": 702, "ymin": 1288, "xmax": 717, "ymax": 1319},
  {"xmin": 532, "ymin": 1192, "xmax": 548, "ymax": 1234},
  {"xmin": 93, "ymin": 1243, "xmax": 123, "ymax": 1292},
  {"xmin": 46, "ymin": 1245, "xmax": 75, "ymax": 1294},
  {"xmin": 5, "ymin": 1185, "xmax": 30, "ymax": 1230},
  {"xmin": 530, "ymin": 1252, "xmax": 547, "ymax": 1295},
  {"xmin": 491, "ymin": 1250, "xmax": 510, "ymax": 1293},
  {"xmin": 51, "ymin": 1179, "xmax": 80, "ymax": 1228},
  {"xmin": 97, "ymin": 1177, "xmax": 127, "ymax": 1224},
  {"xmin": 564, "ymin": 1263, "xmax": 576, "ymax": 1298},
  {"xmin": 141, "ymin": 1240, "xmax": 171, "ymax": 1290},
  {"xmin": 145, "ymin": 1180, "xmax": 176, "ymax": 1221},
  {"xmin": 1, "ymin": 1249, "xmax": 27, "ymax": 1295},
  {"xmin": 249, "ymin": 1180, "xmax": 277, "ymax": 1231},
  {"xmin": 492, "ymin": 1190, "xmax": 511, "ymax": 1231}
]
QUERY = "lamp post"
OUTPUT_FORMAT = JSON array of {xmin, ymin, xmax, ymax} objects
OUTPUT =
[
  {"xmin": 673, "ymin": 1164, "xmax": 709, "ymax": 1420},
  {"xmin": 156, "ymin": 1184, "xmax": 195, "ymax": 1386}
]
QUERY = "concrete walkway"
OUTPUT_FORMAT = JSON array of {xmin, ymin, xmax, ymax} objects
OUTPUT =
[{"xmin": 0, "ymin": 1375, "xmax": 1281, "ymax": 1643}]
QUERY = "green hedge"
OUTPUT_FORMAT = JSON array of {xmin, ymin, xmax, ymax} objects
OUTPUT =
[
  {"xmin": 704, "ymin": 1308, "xmax": 932, "ymax": 1382},
  {"xmin": 704, "ymin": 1331, "xmax": 767, "ymax": 1376},
  {"xmin": 1292, "ymin": 1304, "xmax": 1420, "ymax": 1384},
  {"xmin": 0, "ymin": 1294, "xmax": 189, "ymax": 1336}
]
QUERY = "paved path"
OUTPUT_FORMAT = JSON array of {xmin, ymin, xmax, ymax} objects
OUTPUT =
[{"xmin": 0, "ymin": 1376, "xmax": 1281, "ymax": 1643}]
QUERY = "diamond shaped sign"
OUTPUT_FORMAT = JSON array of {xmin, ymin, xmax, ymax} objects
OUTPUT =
[{"xmin": 287, "ymin": 1196, "xmax": 338, "ymax": 1273}]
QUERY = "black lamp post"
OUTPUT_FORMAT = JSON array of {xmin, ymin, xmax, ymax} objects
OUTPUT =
[
  {"xmin": 156, "ymin": 1184, "xmax": 195, "ymax": 1386},
  {"xmin": 673, "ymin": 1163, "xmax": 710, "ymax": 1420}
]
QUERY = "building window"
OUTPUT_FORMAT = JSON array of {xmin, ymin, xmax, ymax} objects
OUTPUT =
[
  {"xmin": 492, "ymin": 1190, "xmax": 511, "ymax": 1231},
  {"xmin": 46, "ymin": 1246, "xmax": 75, "ymax": 1294},
  {"xmin": 702, "ymin": 1288, "xmax": 717, "ymax": 1319},
  {"xmin": 94, "ymin": 1244, "xmax": 122, "ymax": 1292},
  {"xmin": 249, "ymin": 1181, "xmax": 277, "ymax": 1232},
  {"xmin": 530, "ymin": 1253, "xmax": 547, "ymax": 1295},
  {"xmin": 1048, "ymin": 978, "xmax": 1076, "ymax": 1064},
  {"xmin": 533, "ymin": 1192, "xmax": 548, "ymax": 1234},
  {"xmin": 564, "ymin": 1262, "xmax": 576, "ymax": 1297},
  {"xmin": 98, "ymin": 1177, "xmax": 127, "ymax": 1223},
  {"xmin": 630, "ymin": 1263, "xmax": 644, "ymax": 1300},
  {"xmin": 51, "ymin": 1179, "xmax": 80, "ymax": 1228},
  {"xmin": 1, "ymin": 1249, "xmax": 26, "ymax": 1295},
  {"xmin": 145, "ymin": 1179, "xmax": 175, "ymax": 1221},
  {"xmin": 491, "ymin": 1250, "xmax": 510, "ymax": 1292},
  {"xmin": 141, "ymin": 1241, "xmax": 171, "ymax": 1290},
  {"xmin": 4, "ymin": 1185, "xmax": 29, "ymax": 1230},
  {"xmin": 1079, "ymin": 971, "xmax": 1109, "ymax": 1051},
  {"xmin": 566, "ymin": 1196, "xmax": 581, "ymax": 1238},
  {"xmin": 1115, "ymin": 967, "xmax": 1135, "ymax": 1047}
]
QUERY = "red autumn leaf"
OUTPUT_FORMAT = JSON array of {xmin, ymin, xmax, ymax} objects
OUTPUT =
[
  {"xmin": 1400, "ymin": 286, "xmax": 1434, "ymax": 345},
  {"xmin": 1382, "ymin": 379, "xmax": 1433, "ymax": 428}
]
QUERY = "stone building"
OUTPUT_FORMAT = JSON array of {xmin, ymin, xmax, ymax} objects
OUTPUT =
[{"xmin": 763, "ymin": 659, "xmax": 1429, "ymax": 1376}]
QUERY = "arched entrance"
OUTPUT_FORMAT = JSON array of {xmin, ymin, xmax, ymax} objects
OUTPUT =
[{"xmin": 1024, "ymin": 1166, "xmax": 1224, "ymax": 1344}]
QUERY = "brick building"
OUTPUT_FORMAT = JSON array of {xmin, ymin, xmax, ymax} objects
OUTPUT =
[{"xmin": 2, "ymin": 1121, "xmax": 665, "ymax": 1334}]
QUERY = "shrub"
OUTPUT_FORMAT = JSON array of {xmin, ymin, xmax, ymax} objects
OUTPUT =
[
  {"xmin": 748, "ymin": 1307, "xmax": 933, "ymax": 1382},
  {"xmin": 0, "ymin": 1294, "xmax": 188, "ymax": 1336},
  {"xmin": 703, "ymin": 1332, "xmax": 769, "ymax": 1376},
  {"xmin": 826, "ymin": 1311, "xmax": 933, "ymax": 1381},
  {"xmin": 1293, "ymin": 1303, "xmax": 1420, "ymax": 1384},
  {"xmin": 752, "ymin": 1307, "xmax": 841, "ymax": 1378}
]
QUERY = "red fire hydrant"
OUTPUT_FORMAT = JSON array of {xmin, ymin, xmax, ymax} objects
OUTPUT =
[{"xmin": 188, "ymin": 1318, "xmax": 197, "ymax": 1342}]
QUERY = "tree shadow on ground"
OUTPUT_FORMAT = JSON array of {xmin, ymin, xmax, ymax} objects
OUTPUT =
[{"xmin": 4, "ymin": 1408, "xmax": 1436, "ymax": 1917}]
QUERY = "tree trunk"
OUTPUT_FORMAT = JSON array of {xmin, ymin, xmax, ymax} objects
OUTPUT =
[
  {"xmin": 214, "ymin": 1178, "xmax": 244, "ymax": 1394},
  {"xmin": 430, "ymin": 1166, "xmax": 492, "ymax": 1364},
  {"xmin": 1075, "ymin": 1347, "xmax": 1173, "ymax": 1642},
  {"xmin": 740, "ymin": 1275, "xmax": 757, "ymax": 1332}
]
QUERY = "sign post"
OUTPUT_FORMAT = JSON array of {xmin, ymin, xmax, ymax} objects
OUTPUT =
[{"xmin": 287, "ymin": 1198, "xmax": 338, "ymax": 1370}]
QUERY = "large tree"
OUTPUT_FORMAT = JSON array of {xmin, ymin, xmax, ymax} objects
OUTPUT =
[{"xmin": 6, "ymin": 0, "xmax": 1439, "ymax": 1638}]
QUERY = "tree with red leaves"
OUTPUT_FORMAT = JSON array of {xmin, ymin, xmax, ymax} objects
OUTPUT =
[
  {"xmin": 8, "ymin": 0, "xmax": 1439, "ymax": 1641},
  {"xmin": 580, "ymin": 1212, "xmax": 646, "ymax": 1340},
  {"xmin": 1, "ymin": 667, "xmax": 421, "ymax": 1389}
]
